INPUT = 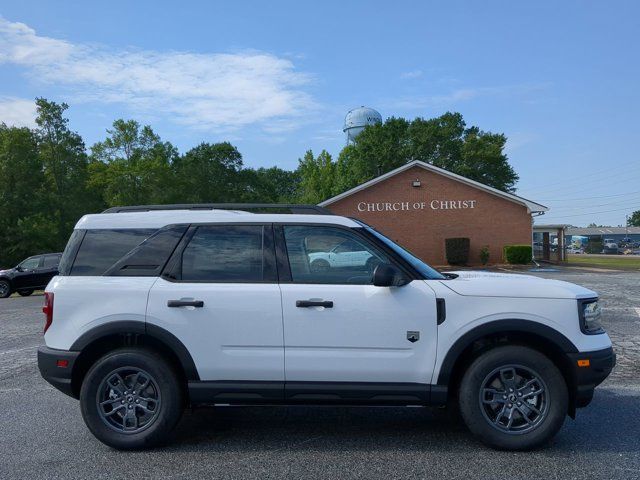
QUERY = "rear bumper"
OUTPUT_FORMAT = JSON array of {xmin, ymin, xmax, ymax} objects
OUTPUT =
[
  {"xmin": 568, "ymin": 346, "xmax": 616, "ymax": 408},
  {"xmin": 37, "ymin": 346, "xmax": 80, "ymax": 398}
]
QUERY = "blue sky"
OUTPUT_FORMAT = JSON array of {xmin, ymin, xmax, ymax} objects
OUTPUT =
[{"xmin": 1, "ymin": 1, "xmax": 639, "ymax": 226}]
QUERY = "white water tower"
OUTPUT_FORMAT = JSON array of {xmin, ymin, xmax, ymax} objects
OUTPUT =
[{"xmin": 343, "ymin": 106, "xmax": 382, "ymax": 144}]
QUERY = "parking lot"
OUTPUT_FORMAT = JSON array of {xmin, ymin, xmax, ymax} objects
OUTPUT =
[{"xmin": 1, "ymin": 268, "xmax": 639, "ymax": 479}]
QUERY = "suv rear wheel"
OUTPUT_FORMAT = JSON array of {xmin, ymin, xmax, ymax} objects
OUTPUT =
[
  {"xmin": 80, "ymin": 348, "xmax": 184, "ymax": 450},
  {"xmin": 458, "ymin": 346, "xmax": 568, "ymax": 450}
]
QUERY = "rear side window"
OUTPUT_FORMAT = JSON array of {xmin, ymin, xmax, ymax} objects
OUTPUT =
[
  {"xmin": 70, "ymin": 229, "xmax": 155, "ymax": 276},
  {"xmin": 180, "ymin": 225, "xmax": 265, "ymax": 282},
  {"xmin": 42, "ymin": 255, "xmax": 60, "ymax": 268}
]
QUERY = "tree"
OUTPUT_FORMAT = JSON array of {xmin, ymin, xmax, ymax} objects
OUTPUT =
[
  {"xmin": 171, "ymin": 142, "xmax": 243, "ymax": 203},
  {"xmin": 334, "ymin": 112, "xmax": 519, "ymax": 194},
  {"xmin": 237, "ymin": 166, "xmax": 301, "ymax": 203},
  {"xmin": 90, "ymin": 120, "xmax": 176, "ymax": 206},
  {"xmin": 296, "ymin": 150, "xmax": 336, "ymax": 203},
  {"xmin": 628, "ymin": 210, "xmax": 640, "ymax": 227},
  {"xmin": 0, "ymin": 125, "xmax": 53, "ymax": 266},
  {"xmin": 34, "ymin": 98, "xmax": 97, "ymax": 248}
]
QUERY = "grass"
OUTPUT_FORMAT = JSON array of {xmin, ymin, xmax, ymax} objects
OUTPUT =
[{"xmin": 567, "ymin": 255, "xmax": 640, "ymax": 270}]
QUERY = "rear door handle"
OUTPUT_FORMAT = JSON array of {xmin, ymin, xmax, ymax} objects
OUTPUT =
[
  {"xmin": 296, "ymin": 300, "xmax": 333, "ymax": 308},
  {"xmin": 167, "ymin": 300, "xmax": 204, "ymax": 308}
]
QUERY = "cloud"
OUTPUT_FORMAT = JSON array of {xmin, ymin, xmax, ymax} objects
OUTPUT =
[
  {"xmin": 0, "ymin": 17, "xmax": 315, "ymax": 132},
  {"xmin": 388, "ymin": 83, "xmax": 552, "ymax": 110},
  {"xmin": 400, "ymin": 70, "xmax": 423, "ymax": 80},
  {"xmin": 0, "ymin": 96, "xmax": 36, "ymax": 127}
]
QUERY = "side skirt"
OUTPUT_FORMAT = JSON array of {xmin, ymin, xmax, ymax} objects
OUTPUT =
[{"xmin": 187, "ymin": 381, "xmax": 448, "ymax": 407}]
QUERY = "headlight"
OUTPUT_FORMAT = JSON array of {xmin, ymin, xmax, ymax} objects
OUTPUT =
[{"xmin": 579, "ymin": 299, "xmax": 604, "ymax": 334}]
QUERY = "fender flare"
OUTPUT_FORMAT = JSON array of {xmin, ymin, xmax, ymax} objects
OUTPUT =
[
  {"xmin": 70, "ymin": 320, "xmax": 199, "ymax": 381},
  {"xmin": 436, "ymin": 319, "xmax": 578, "ymax": 386}
]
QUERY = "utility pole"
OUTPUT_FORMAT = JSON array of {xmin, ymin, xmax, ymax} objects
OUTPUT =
[{"xmin": 626, "ymin": 214, "xmax": 629, "ymax": 240}]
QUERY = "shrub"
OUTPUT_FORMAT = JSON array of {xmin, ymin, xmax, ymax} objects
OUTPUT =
[
  {"xmin": 479, "ymin": 246, "xmax": 490, "ymax": 265},
  {"xmin": 445, "ymin": 237, "xmax": 470, "ymax": 265},
  {"xmin": 503, "ymin": 245, "xmax": 533, "ymax": 264}
]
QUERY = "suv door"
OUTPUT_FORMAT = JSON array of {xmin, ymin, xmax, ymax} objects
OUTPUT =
[
  {"xmin": 277, "ymin": 225, "xmax": 438, "ymax": 400},
  {"xmin": 13, "ymin": 256, "xmax": 43, "ymax": 289},
  {"xmin": 39, "ymin": 254, "xmax": 61, "ymax": 287},
  {"xmin": 146, "ymin": 224, "xmax": 284, "ymax": 393}
]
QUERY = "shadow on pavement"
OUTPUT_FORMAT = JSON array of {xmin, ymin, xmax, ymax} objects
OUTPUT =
[{"xmin": 169, "ymin": 387, "xmax": 638, "ymax": 455}]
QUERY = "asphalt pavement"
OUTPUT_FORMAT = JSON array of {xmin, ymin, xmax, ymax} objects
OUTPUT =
[{"xmin": 0, "ymin": 268, "xmax": 639, "ymax": 479}]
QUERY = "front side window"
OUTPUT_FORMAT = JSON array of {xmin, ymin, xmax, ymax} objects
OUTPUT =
[
  {"xmin": 19, "ymin": 257, "xmax": 41, "ymax": 270},
  {"xmin": 180, "ymin": 225, "xmax": 265, "ymax": 282},
  {"xmin": 283, "ymin": 225, "xmax": 389, "ymax": 284}
]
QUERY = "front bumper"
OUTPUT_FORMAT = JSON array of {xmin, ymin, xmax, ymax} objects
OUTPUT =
[
  {"xmin": 567, "ymin": 346, "xmax": 616, "ymax": 408},
  {"xmin": 37, "ymin": 346, "xmax": 80, "ymax": 398}
]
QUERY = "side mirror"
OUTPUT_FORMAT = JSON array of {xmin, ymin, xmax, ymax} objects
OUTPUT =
[
  {"xmin": 372, "ymin": 263, "xmax": 408, "ymax": 287},
  {"xmin": 15, "ymin": 265, "xmax": 23, "ymax": 272}
]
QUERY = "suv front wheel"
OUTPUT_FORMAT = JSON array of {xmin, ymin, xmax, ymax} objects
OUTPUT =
[
  {"xmin": 80, "ymin": 348, "xmax": 184, "ymax": 450},
  {"xmin": 458, "ymin": 346, "xmax": 568, "ymax": 450},
  {"xmin": 0, "ymin": 280, "xmax": 11, "ymax": 298}
]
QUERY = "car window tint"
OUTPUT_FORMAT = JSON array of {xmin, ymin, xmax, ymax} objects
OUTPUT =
[
  {"xmin": 42, "ymin": 255, "xmax": 60, "ymax": 268},
  {"xmin": 20, "ymin": 257, "xmax": 41, "ymax": 270},
  {"xmin": 71, "ymin": 229, "xmax": 156, "ymax": 276},
  {"xmin": 181, "ymin": 225, "xmax": 264, "ymax": 282},
  {"xmin": 107, "ymin": 225, "xmax": 188, "ymax": 277},
  {"xmin": 283, "ymin": 226, "xmax": 388, "ymax": 284},
  {"xmin": 58, "ymin": 230, "xmax": 85, "ymax": 275}
]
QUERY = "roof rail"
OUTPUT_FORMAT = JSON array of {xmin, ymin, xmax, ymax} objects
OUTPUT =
[{"xmin": 102, "ymin": 203, "xmax": 331, "ymax": 215}]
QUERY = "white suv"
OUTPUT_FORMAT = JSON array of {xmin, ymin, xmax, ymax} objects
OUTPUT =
[{"xmin": 38, "ymin": 204, "xmax": 615, "ymax": 451}]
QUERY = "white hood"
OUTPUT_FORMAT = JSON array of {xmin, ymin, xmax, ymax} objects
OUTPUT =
[{"xmin": 440, "ymin": 271, "xmax": 597, "ymax": 300}]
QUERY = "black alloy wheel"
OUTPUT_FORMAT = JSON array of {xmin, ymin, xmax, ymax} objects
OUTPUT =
[
  {"xmin": 458, "ymin": 346, "xmax": 568, "ymax": 450},
  {"xmin": 80, "ymin": 348, "xmax": 184, "ymax": 449}
]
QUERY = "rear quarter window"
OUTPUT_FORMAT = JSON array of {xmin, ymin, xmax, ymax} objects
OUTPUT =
[{"xmin": 70, "ymin": 229, "xmax": 156, "ymax": 276}]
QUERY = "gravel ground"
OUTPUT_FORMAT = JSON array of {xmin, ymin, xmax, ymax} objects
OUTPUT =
[{"xmin": 0, "ymin": 268, "xmax": 638, "ymax": 479}]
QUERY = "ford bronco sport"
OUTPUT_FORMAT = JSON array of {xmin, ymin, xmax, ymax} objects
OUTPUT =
[{"xmin": 38, "ymin": 204, "xmax": 615, "ymax": 450}]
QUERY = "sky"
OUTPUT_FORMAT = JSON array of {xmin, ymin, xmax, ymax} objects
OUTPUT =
[{"xmin": 0, "ymin": 1, "xmax": 639, "ymax": 227}]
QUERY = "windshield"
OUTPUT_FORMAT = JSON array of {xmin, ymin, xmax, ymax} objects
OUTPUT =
[{"xmin": 363, "ymin": 226, "xmax": 446, "ymax": 280}]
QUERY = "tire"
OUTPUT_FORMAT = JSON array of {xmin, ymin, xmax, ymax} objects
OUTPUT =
[
  {"xmin": 80, "ymin": 348, "xmax": 184, "ymax": 450},
  {"xmin": 458, "ymin": 346, "xmax": 568, "ymax": 451},
  {"xmin": 0, "ymin": 280, "xmax": 11, "ymax": 298},
  {"xmin": 310, "ymin": 259, "xmax": 330, "ymax": 273},
  {"xmin": 18, "ymin": 290, "xmax": 34, "ymax": 297}
]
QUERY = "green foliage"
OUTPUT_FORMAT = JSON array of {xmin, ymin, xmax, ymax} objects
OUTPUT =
[
  {"xmin": 333, "ymin": 112, "xmax": 519, "ymax": 193},
  {"xmin": 171, "ymin": 142, "xmax": 243, "ymax": 203},
  {"xmin": 90, "ymin": 120, "xmax": 176, "ymax": 206},
  {"xmin": 628, "ymin": 210, "xmax": 640, "ymax": 227},
  {"xmin": 296, "ymin": 150, "xmax": 336, "ymax": 203},
  {"xmin": 503, "ymin": 245, "xmax": 533, "ymax": 264},
  {"xmin": 479, "ymin": 245, "xmax": 490, "ymax": 265},
  {"xmin": 445, "ymin": 237, "xmax": 470, "ymax": 265}
]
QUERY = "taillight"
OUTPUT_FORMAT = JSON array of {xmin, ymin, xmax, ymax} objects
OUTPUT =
[{"xmin": 43, "ymin": 292, "xmax": 54, "ymax": 334}]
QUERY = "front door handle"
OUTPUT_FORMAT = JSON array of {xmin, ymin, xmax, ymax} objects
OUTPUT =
[
  {"xmin": 296, "ymin": 300, "xmax": 333, "ymax": 308},
  {"xmin": 167, "ymin": 300, "xmax": 204, "ymax": 308}
]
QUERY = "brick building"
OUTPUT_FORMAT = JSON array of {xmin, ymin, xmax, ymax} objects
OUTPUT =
[{"xmin": 319, "ymin": 160, "xmax": 547, "ymax": 266}]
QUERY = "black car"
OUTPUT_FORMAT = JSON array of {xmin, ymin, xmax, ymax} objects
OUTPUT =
[{"xmin": 0, "ymin": 253, "xmax": 62, "ymax": 298}]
